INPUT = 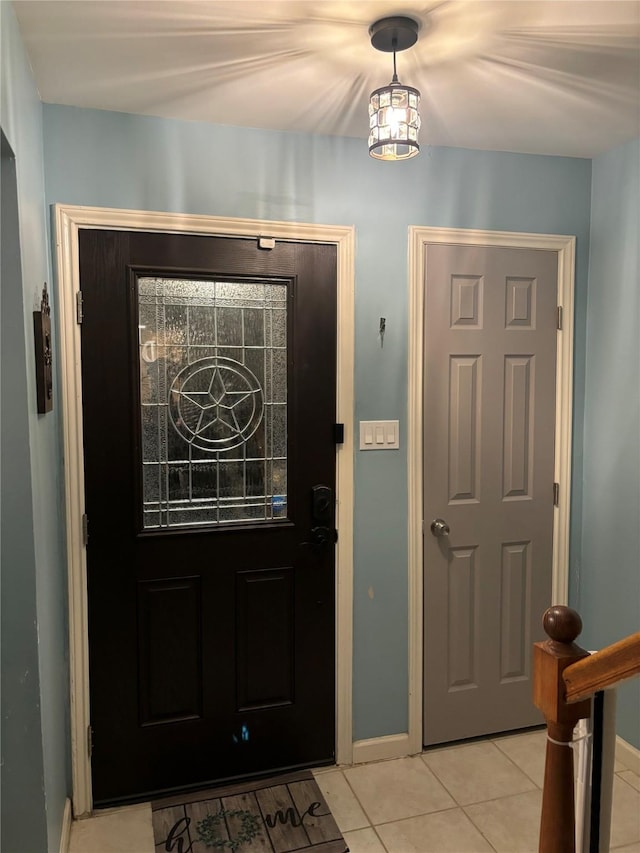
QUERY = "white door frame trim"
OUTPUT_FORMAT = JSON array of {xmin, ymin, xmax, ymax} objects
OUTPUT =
[
  {"xmin": 54, "ymin": 204, "xmax": 355, "ymax": 816},
  {"xmin": 407, "ymin": 227, "xmax": 575, "ymax": 755}
]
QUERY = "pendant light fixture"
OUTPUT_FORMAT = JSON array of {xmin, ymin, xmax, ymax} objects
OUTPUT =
[{"xmin": 368, "ymin": 16, "xmax": 421, "ymax": 161}]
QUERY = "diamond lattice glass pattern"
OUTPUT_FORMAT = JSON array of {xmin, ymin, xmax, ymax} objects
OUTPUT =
[{"xmin": 138, "ymin": 277, "xmax": 288, "ymax": 529}]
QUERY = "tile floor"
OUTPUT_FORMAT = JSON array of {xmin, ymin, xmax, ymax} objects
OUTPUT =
[{"xmin": 69, "ymin": 730, "xmax": 640, "ymax": 853}]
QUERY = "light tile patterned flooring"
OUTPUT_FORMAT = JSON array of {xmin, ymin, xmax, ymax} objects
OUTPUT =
[{"xmin": 69, "ymin": 730, "xmax": 640, "ymax": 853}]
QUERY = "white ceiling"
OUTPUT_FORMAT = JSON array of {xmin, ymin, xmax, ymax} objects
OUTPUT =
[{"xmin": 12, "ymin": 0, "xmax": 640, "ymax": 158}]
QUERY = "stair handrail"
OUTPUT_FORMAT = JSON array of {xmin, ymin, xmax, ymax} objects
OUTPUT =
[
  {"xmin": 533, "ymin": 605, "xmax": 640, "ymax": 853},
  {"xmin": 563, "ymin": 631, "xmax": 640, "ymax": 704}
]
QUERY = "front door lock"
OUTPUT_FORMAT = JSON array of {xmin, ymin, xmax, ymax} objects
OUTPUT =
[
  {"xmin": 311, "ymin": 485, "xmax": 332, "ymax": 525},
  {"xmin": 308, "ymin": 485, "xmax": 337, "ymax": 553},
  {"xmin": 310, "ymin": 526, "xmax": 338, "ymax": 549}
]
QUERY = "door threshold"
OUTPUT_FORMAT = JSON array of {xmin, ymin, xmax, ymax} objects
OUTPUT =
[
  {"xmin": 422, "ymin": 723, "xmax": 546, "ymax": 754},
  {"xmin": 94, "ymin": 758, "xmax": 337, "ymax": 811}
]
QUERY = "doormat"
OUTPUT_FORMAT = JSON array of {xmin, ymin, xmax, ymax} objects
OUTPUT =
[{"xmin": 151, "ymin": 770, "xmax": 349, "ymax": 853}]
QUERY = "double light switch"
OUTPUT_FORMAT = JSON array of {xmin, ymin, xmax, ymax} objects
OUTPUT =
[{"xmin": 359, "ymin": 420, "xmax": 400, "ymax": 450}]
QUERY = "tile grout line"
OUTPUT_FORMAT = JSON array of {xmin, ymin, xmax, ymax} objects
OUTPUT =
[
  {"xmin": 336, "ymin": 767, "xmax": 390, "ymax": 851},
  {"xmin": 420, "ymin": 741, "xmax": 544, "ymax": 852},
  {"xmin": 342, "ymin": 755, "xmax": 505, "ymax": 850},
  {"xmin": 336, "ymin": 740, "xmax": 545, "ymax": 850},
  {"xmin": 417, "ymin": 752, "xmax": 470, "ymax": 807},
  {"xmin": 615, "ymin": 769, "xmax": 640, "ymax": 793},
  {"xmin": 339, "ymin": 787, "xmax": 506, "ymax": 853},
  {"xmin": 490, "ymin": 735, "xmax": 545, "ymax": 789},
  {"xmin": 319, "ymin": 767, "xmax": 372, "ymax": 831},
  {"xmin": 419, "ymin": 744, "xmax": 538, "ymax": 808},
  {"xmin": 368, "ymin": 804, "xmax": 468, "ymax": 829},
  {"xmin": 457, "ymin": 785, "xmax": 543, "ymax": 810},
  {"xmin": 459, "ymin": 806, "xmax": 507, "ymax": 853},
  {"xmin": 378, "ymin": 804, "xmax": 502, "ymax": 852},
  {"xmin": 346, "ymin": 756, "xmax": 459, "ymax": 824},
  {"xmin": 416, "ymin": 752, "xmax": 503, "ymax": 852}
]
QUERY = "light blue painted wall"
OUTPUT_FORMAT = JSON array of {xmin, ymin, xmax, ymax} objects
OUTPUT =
[
  {"xmin": 580, "ymin": 137, "xmax": 640, "ymax": 749},
  {"xmin": 1, "ymin": 4, "xmax": 70, "ymax": 849},
  {"xmin": 43, "ymin": 104, "xmax": 593, "ymax": 740}
]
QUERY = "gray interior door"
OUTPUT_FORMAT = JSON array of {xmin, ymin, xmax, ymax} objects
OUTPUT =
[{"xmin": 423, "ymin": 243, "xmax": 558, "ymax": 745}]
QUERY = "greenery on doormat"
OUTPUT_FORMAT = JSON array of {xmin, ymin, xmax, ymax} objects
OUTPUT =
[{"xmin": 197, "ymin": 808, "xmax": 262, "ymax": 851}]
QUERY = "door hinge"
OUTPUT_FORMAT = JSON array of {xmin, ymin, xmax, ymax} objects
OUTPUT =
[
  {"xmin": 333, "ymin": 423, "xmax": 345, "ymax": 445},
  {"xmin": 87, "ymin": 725, "xmax": 93, "ymax": 758},
  {"xmin": 553, "ymin": 482, "xmax": 560, "ymax": 507},
  {"xmin": 556, "ymin": 306, "xmax": 563, "ymax": 330},
  {"xmin": 82, "ymin": 513, "xmax": 89, "ymax": 546},
  {"xmin": 76, "ymin": 291, "xmax": 84, "ymax": 324}
]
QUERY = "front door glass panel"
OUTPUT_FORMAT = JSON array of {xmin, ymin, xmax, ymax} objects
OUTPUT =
[{"xmin": 138, "ymin": 277, "xmax": 287, "ymax": 529}]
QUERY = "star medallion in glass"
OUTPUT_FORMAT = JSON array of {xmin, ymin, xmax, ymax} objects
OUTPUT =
[{"xmin": 138, "ymin": 277, "xmax": 287, "ymax": 529}]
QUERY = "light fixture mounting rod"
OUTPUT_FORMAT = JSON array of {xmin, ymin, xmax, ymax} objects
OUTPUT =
[{"xmin": 369, "ymin": 16, "xmax": 419, "ymax": 53}]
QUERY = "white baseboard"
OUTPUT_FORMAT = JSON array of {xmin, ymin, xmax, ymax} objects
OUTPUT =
[
  {"xmin": 59, "ymin": 798, "xmax": 73, "ymax": 853},
  {"xmin": 616, "ymin": 736, "xmax": 640, "ymax": 775},
  {"xmin": 352, "ymin": 733, "xmax": 416, "ymax": 765}
]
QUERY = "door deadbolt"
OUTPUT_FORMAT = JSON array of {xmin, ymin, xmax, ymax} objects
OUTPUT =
[{"xmin": 311, "ymin": 484, "xmax": 332, "ymax": 525}]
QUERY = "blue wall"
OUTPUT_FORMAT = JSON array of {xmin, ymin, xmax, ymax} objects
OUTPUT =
[
  {"xmin": 0, "ymin": 4, "xmax": 70, "ymax": 850},
  {"xmin": 580, "ymin": 137, "xmax": 640, "ymax": 749},
  {"xmin": 43, "ymin": 104, "xmax": 592, "ymax": 740}
]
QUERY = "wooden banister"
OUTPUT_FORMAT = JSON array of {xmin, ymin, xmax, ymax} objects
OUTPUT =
[
  {"xmin": 563, "ymin": 632, "xmax": 640, "ymax": 704},
  {"xmin": 533, "ymin": 606, "xmax": 591, "ymax": 853},
  {"xmin": 533, "ymin": 606, "xmax": 640, "ymax": 853}
]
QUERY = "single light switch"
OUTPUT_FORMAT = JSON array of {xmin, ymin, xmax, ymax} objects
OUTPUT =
[
  {"xmin": 386, "ymin": 423, "xmax": 396, "ymax": 444},
  {"xmin": 364, "ymin": 426, "xmax": 373, "ymax": 445},
  {"xmin": 375, "ymin": 426, "xmax": 384, "ymax": 444}
]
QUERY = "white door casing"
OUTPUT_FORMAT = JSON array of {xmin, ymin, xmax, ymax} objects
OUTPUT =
[
  {"xmin": 54, "ymin": 205, "xmax": 355, "ymax": 815},
  {"xmin": 408, "ymin": 227, "xmax": 575, "ymax": 755}
]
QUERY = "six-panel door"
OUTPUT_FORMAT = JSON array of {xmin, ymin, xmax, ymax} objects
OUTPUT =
[{"xmin": 423, "ymin": 244, "xmax": 558, "ymax": 745}]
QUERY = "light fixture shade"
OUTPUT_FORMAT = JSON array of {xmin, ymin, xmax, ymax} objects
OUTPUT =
[{"xmin": 368, "ymin": 82, "xmax": 421, "ymax": 161}]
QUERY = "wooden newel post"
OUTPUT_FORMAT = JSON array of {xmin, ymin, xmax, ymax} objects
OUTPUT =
[{"xmin": 533, "ymin": 606, "xmax": 592, "ymax": 853}]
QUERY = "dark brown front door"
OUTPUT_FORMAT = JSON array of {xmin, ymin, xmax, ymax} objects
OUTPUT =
[{"xmin": 79, "ymin": 230, "xmax": 337, "ymax": 806}]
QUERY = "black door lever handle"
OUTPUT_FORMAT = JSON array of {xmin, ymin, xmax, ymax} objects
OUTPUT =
[{"xmin": 310, "ymin": 526, "xmax": 338, "ymax": 548}]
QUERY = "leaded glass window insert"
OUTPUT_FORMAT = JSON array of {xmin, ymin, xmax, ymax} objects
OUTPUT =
[{"xmin": 138, "ymin": 277, "xmax": 287, "ymax": 529}]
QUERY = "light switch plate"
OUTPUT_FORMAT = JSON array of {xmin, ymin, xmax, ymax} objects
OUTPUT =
[{"xmin": 359, "ymin": 420, "xmax": 400, "ymax": 450}]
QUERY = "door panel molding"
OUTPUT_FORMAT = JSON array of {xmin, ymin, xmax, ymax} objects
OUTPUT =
[
  {"xmin": 54, "ymin": 204, "xmax": 355, "ymax": 815},
  {"xmin": 408, "ymin": 227, "xmax": 575, "ymax": 755}
]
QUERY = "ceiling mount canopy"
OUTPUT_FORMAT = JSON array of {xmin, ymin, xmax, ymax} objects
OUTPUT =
[
  {"xmin": 368, "ymin": 16, "xmax": 421, "ymax": 161},
  {"xmin": 369, "ymin": 16, "xmax": 419, "ymax": 53}
]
